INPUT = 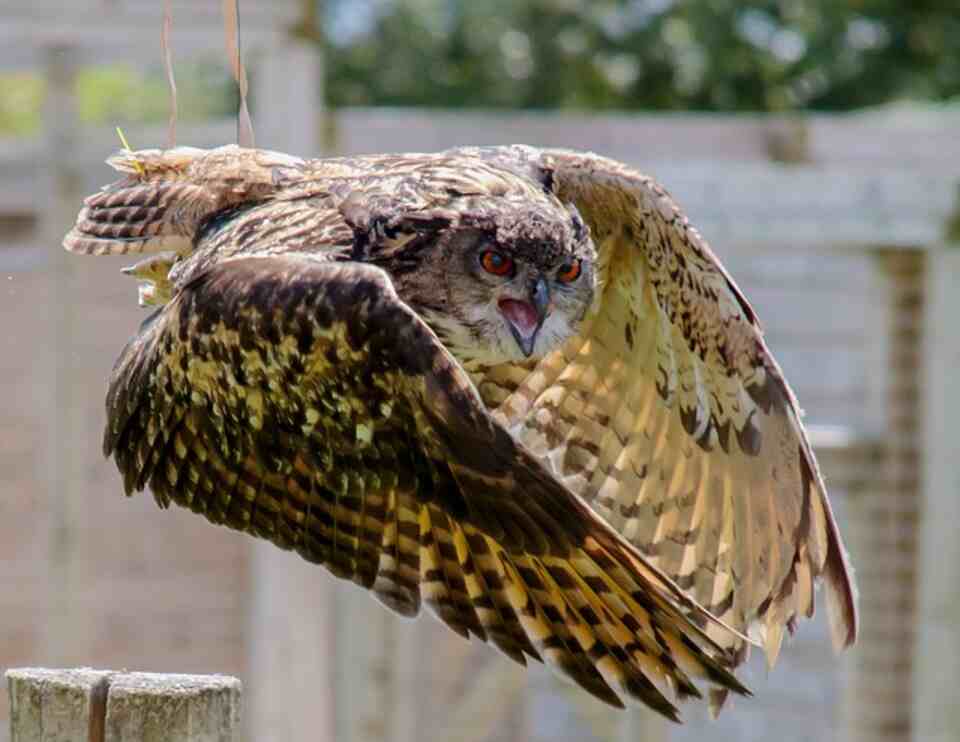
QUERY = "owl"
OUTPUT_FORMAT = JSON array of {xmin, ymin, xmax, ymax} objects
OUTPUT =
[{"xmin": 64, "ymin": 144, "xmax": 857, "ymax": 720}]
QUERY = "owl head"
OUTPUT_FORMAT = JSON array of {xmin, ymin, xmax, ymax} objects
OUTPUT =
[{"xmin": 363, "ymin": 190, "xmax": 597, "ymax": 366}]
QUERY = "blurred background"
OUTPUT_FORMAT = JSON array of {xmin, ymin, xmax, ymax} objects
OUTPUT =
[{"xmin": 1, "ymin": 1, "xmax": 958, "ymax": 741}]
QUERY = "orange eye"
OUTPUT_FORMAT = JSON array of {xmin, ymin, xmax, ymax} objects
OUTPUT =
[
  {"xmin": 480, "ymin": 250, "xmax": 514, "ymax": 277},
  {"xmin": 557, "ymin": 259, "xmax": 582, "ymax": 283}
]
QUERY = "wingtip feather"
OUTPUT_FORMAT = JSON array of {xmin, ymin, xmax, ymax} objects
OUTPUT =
[{"xmin": 825, "ymin": 543, "xmax": 859, "ymax": 651}]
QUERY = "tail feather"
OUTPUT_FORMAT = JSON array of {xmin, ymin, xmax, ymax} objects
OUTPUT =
[
  {"xmin": 64, "ymin": 182, "xmax": 202, "ymax": 256},
  {"xmin": 62, "ymin": 144, "xmax": 302, "ymax": 257}
]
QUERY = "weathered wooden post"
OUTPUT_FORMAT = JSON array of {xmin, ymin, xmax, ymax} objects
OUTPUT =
[
  {"xmin": 842, "ymin": 248, "xmax": 925, "ymax": 742},
  {"xmin": 913, "ymin": 245, "xmax": 960, "ymax": 742},
  {"xmin": 244, "ymin": 16, "xmax": 335, "ymax": 742},
  {"xmin": 41, "ymin": 40, "xmax": 92, "ymax": 670},
  {"xmin": 7, "ymin": 669, "xmax": 241, "ymax": 741},
  {"xmin": 7, "ymin": 668, "xmax": 110, "ymax": 742}
]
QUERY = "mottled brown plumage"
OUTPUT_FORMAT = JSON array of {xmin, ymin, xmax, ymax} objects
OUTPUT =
[{"xmin": 64, "ymin": 144, "xmax": 856, "ymax": 720}]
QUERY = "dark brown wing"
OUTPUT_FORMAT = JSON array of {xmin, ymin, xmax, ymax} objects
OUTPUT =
[
  {"xmin": 471, "ymin": 147, "xmax": 857, "ymax": 679},
  {"xmin": 102, "ymin": 254, "xmax": 749, "ymax": 719}
]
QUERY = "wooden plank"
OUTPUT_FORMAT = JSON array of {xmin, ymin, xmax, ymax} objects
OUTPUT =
[
  {"xmin": 331, "ymin": 108, "xmax": 960, "ymax": 172},
  {"xmin": 0, "ymin": 120, "xmax": 235, "ymax": 166},
  {"xmin": 772, "ymin": 347, "xmax": 864, "ymax": 394},
  {"xmin": 4, "ymin": 0, "xmax": 294, "ymax": 21},
  {"xmin": 243, "ymin": 33, "xmax": 333, "ymax": 742},
  {"xmin": 329, "ymin": 110, "xmax": 957, "ymax": 248},
  {"xmin": 810, "ymin": 109, "xmax": 960, "ymax": 171},
  {"xmin": 0, "ymin": 2, "xmax": 297, "ymax": 55},
  {"xmin": 244, "ymin": 549, "xmax": 336, "ymax": 742},
  {"xmin": 726, "ymin": 251, "xmax": 871, "ymax": 290},
  {"xmin": 104, "ymin": 673, "xmax": 241, "ymax": 742},
  {"xmin": 7, "ymin": 669, "xmax": 240, "ymax": 742},
  {"xmin": 840, "ymin": 249, "xmax": 924, "ymax": 742},
  {"xmin": 3, "ymin": 109, "xmax": 958, "ymax": 250},
  {"xmin": 7, "ymin": 668, "xmax": 111, "ymax": 742},
  {"xmin": 40, "ymin": 40, "xmax": 91, "ymax": 670},
  {"xmin": 913, "ymin": 246, "xmax": 960, "ymax": 742},
  {"xmin": 650, "ymin": 163, "xmax": 955, "ymax": 250},
  {"xmin": 740, "ymin": 286, "xmax": 868, "ymax": 335},
  {"xmin": 331, "ymin": 108, "xmax": 777, "ymax": 162},
  {"xmin": 424, "ymin": 656, "xmax": 526, "ymax": 742},
  {"xmin": 330, "ymin": 586, "xmax": 393, "ymax": 742},
  {"xmin": 4, "ymin": 134, "xmax": 955, "ymax": 251}
]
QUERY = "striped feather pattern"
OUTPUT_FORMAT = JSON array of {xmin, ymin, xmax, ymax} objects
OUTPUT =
[
  {"xmin": 479, "ymin": 147, "xmax": 857, "ymax": 677},
  {"xmin": 64, "ymin": 143, "xmax": 857, "ymax": 720},
  {"xmin": 96, "ymin": 254, "xmax": 748, "ymax": 719},
  {"xmin": 63, "ymin": 145, "xmax": 307, "ymax": 256}
]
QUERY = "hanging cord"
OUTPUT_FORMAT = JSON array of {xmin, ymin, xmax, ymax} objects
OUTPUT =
[
  {"xmin": 161, "ymin": 0, "xmax": 178, "ymax": 148},
  {"xmin": 222, "ymin": 0, "xmax": 255, "ymax": 148}
]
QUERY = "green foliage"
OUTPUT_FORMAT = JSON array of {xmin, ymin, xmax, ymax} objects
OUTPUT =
[
  {"xmin": 0, "ymin": 73, "xmax": 45, "ymax": 136},
  {"xmin": 3, "ymin": 1, "xmax": 957, "ymax": 137},
  {"xmin": 0, "ymin": 61, "xmax": 235, "ymax": 137},
  {"xmin": 324, "ymin": 0, "xmax": 960, "ymax": 111},
  {"xmin": 76, "ymin": 62, "xmax": 235, "ymax": 126}
]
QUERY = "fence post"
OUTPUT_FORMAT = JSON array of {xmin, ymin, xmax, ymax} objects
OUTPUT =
[
  {"xmin": 7, "ymin": 668, "xmax": 241, "ymax": 742},
  {"xmin": 7, "ymin": 668, "xmax": 111, "ymax": 742},
  {"xmin": 842, "ymin": 248, "xmax": 925, "ymax": 742},
  {"xmin": 41, "ymin": 40, "xmax": 92, "ymax": 670},
  {"xmin": 913, "ymin": 246, "xmax": 960, "ymax": 742},
  {"xmin": 104, "ymin": 672, "xmax": 241, "ymax": 741},
  {"xmin": 245, "ymin": 29, "xmax": 333, "ymax": 742}
]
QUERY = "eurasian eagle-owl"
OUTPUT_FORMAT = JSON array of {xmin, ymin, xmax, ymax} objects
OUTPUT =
[{"xmin": 64, "ymin": 144, "xmax": 857, "ymax": 720}]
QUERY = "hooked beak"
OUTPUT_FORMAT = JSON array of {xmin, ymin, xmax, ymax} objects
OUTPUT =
[{"xmin": 498, "ymin": 276, "xmax": 550, "ymax": 358}]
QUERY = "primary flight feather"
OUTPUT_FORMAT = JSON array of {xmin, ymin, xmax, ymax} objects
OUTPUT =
[{"xmin": 64, "ymin": 144, "xmax": 857, "ymax": 720}]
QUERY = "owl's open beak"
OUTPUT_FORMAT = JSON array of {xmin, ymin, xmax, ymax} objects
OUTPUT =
[{"xmin": 498, "ymin": 277, "xmax": 550, "ymax": 357}]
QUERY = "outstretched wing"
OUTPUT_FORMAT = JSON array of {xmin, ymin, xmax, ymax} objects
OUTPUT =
[
  {"xmin": 483, "ymin": 147, "xmax": 857, "ymax": 673},
  {"xmin": 101, "ymin": 254, "xmax": 749, "ymax": 719}
]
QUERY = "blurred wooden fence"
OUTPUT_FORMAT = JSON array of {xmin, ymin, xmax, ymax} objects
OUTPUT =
[{"xmin": 1, "ymin": 5, "xmax": 960, "ymax": 742}]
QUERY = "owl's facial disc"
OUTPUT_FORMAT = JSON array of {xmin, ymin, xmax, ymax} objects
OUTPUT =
[
  {"xmin": 498, "ymin": 276, "xmax": 550, "ymax": 357},
  {"xmin": 408, "ymin": 227, "xmax": 595, "ymax": 366}
]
